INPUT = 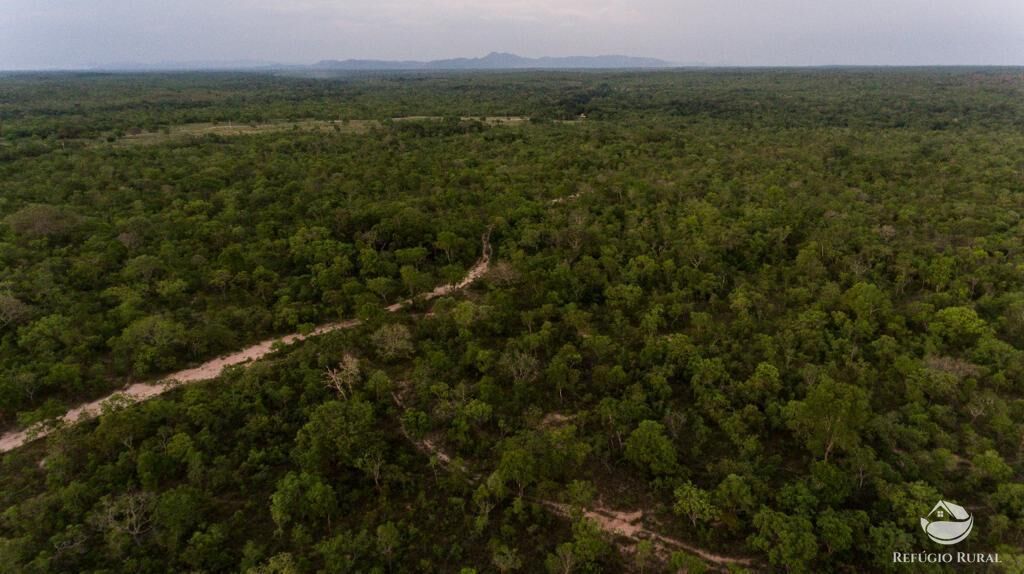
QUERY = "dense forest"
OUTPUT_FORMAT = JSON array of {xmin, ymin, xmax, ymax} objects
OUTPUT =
[{"xmin": 1, "ymin": 69, "xmax": 1023, "ymax": 572}]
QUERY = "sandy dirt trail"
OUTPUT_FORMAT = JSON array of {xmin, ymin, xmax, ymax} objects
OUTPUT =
[
  {"xmin": 0, "ymin": 234, "xmax": 491, "ymax": 454},
  {"xmin": 391, "ymin": 401, "xmax": 759, "ymax": 571},
  {"xmin": 3, "ymin": 196, "xmax": 757, "ymax": 570},
  {"xmin": 541, "ymin": 501, "xmax": 758, "ymax": 571}
]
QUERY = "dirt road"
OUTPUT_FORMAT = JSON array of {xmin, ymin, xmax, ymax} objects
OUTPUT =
[{"xmin": 0, "ymin": 233, "xmax": 491, "ymax": 454}]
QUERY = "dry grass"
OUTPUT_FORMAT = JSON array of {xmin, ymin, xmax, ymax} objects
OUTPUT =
[
  {"xmin": 924, "ymin": 355, "xmax": 982, "ymax": 379},
  {"xmin": 115, "ymin": 119, "xmax": 375, "ymax": 146}
]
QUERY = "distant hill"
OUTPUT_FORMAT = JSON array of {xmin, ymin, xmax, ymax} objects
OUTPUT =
[{"xmin": 313, "ymin": 52, "xmax": 680, "ymax": 70}]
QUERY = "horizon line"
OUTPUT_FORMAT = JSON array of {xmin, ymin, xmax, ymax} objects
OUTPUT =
[{"xmin": 4, "ymin": 64, "xmax": 1024, "ymax": 73}]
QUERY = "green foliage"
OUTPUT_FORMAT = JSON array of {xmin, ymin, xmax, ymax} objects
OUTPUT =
[
  {"xmin": 2, "ymin": 69, "xmax": 1024, "ymax": 573},
  {"xmin": 624, "ymin": 420, "xmax": 677, "ymax": 476},
  {"xmin": 292, "ymin": 399, "xmax": 378, "ymax": 474},
  {"xmin": 750, "ymin": 509, "xmax": 818, "ymax": 573},
  {"xmin": 673, "ymin": 481, "xmax": 718, "ymax": 528},
  {"xmin": 270, "ymin": 472, "xmax": 337, "ymax": 535},
  {"xmin": 783, "ymin": 376, "xmax": 871, "ymax": 462}
]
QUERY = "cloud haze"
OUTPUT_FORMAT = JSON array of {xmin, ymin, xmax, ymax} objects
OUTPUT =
[{"xmin": 1, "ymin": 0, "xmax": 1022, "ymax": 69}]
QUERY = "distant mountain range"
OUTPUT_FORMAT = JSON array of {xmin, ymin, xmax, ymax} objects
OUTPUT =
[
  {"xmin": 85, "ymin": 53, "xmax": 695, "ymax": 72},
  {"xmin": 313, "ymin": 52, "xmax": 680, "ymax": 70}
]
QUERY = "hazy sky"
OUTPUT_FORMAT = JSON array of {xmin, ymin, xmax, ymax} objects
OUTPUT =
[{"xmin": 2, "ymin": 0, "xmax": 1022, "ymax": 69}]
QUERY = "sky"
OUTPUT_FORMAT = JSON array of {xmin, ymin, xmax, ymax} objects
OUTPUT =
[{"xmin": 1, "ymin": 0, "xmax": 1022, "ymax": 69}]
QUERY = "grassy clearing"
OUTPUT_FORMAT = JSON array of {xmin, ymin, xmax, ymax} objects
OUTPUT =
[
  {"xmin": 114, "ymin": 118, "xmax": 375, "ymax": 146},
  {"xmin": 114, "ymin": 115, "xmax": 532, "ymax": 146}
]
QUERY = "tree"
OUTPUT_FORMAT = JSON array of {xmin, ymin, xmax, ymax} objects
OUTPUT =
[
  {"xmin": 5, "ymin": 204, "xmax": 78, "ymax": 238},
  {"xmin": 0, "ymin": 294, "xmax": 31, "ymax": 330},
  {"xmin": 123, "ymin": 254, "xmax": 166, "ymax": 283},
  {"xmin": 668, "ymin": 552, "xmax": 707, "ymax": 574},
  {"xmin": 546, "ymin": 543, "xmax": 576, "ymax": 574},
  {"xmin": 544, "ymin": 515, "xmax": 612, "ymax": 572},
  {"xmin": 783, "ymin": 377, "xmax": 870, "ymax": 461},
  {"xmin": 154, "ymin": 486, "xmax": 203, "ymax": 552},
  {"xmin": 624, "ymin": 420, "xmax": 677, "ymax": 475},
  {"xmin": 371, "ymin": 323, "xmax": 414, "ymax": 361},
  {"xmin": 496, "ymin": 445, "xmax": 537, "ymax": 496},
  {"xmin": 270, "ymin": 472, "xmax": 337, "ymax": 535},
  {"xmin": 492, "ymin": 545, "xmax": 523, "ymax": 573},
  {"xmin": 356, "ymin": 450, "xmax": 387, "ymax": 490},
  {"xmin": 95, "ymin": 491, "xmax": 156, "ymax": 549},
  {"xmin": 400, "ymin": 265, "xmax": 431, "ymax": 296},
  {"xmin": 366, "ymin": 277, "xmax": 395, "ymax": 302},
  {"xmin": 736, "ymin": 362, "xmax": 781, "ymax": 404},
  {"xmin": 634, "ymin": 540, "xmax": 654, "ymax": 574},
  {"xmin": 109, "ymin": 315, "xmax": 188, "ymax": 375},
  {"xmin": 840, "ymin": 282, "xmax": 891, "ymax": 336},
  {"xmin": 292, "ymin": 399, "xmax": 377, "ymax": 474},
  {"xmin": 567, "ymin": 518, "xmax": 610, "ymax": 570},
  {"xmin": 714, "ymin": 474, "xmax": 755, "ymax": 516},
  {"xmin": 930, "ymin": 306, "xmax": 991, "ymax": 349},
  {"xmin": 324, "ymin": 353, "xmax": 360, "ymax": 399},
  {"xmin": 673, "ymin": 482, "xmax": 718, "ymax": 528},
  {"xmin": 17, "ymin": 313, "xmax": 77, "ymax": 357},
  {"xmin": 750, "ymin": 508, "xmax": 818, "ymax": 573},
  {"xmin": 546, "ymin": 344, "xmax": 582, "ymax": 402},
  {"xmin": 991, "ymin": 483, "xmax": 1024, "ymax": 518},
  {"xmin": 866, "ymin": 522, "xmax": 915, "ymax": 572},
  {"xmin": 246, "ymin": 553, "xmax": 300, "ymax": 574},
  {"xmin": 969, "ymin": 449, "xmax": 1013, "ymax": 487},
  {"xmin": 500, "ymin": 348, "xmax": 539, "ymax": 386},
  {"xmin": 376, "ymin": 522, "xmax": 401, "ymax": 570},
  {"xmin": 435, "ymin": 230, "xmax": 459, "ymax": 263},
  {"xmin": 816, "ymin": 509, "xmax": 865, "ymax": 556}
]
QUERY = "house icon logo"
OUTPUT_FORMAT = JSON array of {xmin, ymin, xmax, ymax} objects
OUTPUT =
[{"xmin": 920, "ymin": 500, "xmax": 974, "ymax": 545}]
